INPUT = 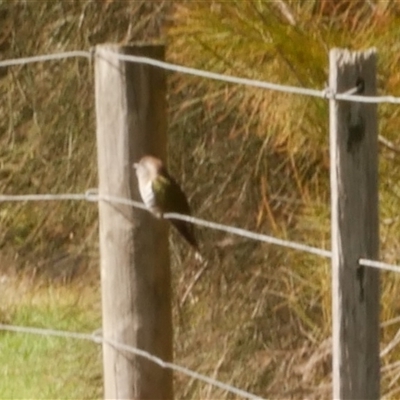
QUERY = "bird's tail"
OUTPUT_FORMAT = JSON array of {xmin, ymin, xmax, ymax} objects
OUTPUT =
[{"xmin": 171, "ymin": 219, "xmax": 203, "ymax": 261}]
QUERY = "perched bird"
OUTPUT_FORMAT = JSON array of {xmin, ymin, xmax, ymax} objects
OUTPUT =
[{"xmin": 133, "ymin": 155, "xmax": 200, "ymax": 253}]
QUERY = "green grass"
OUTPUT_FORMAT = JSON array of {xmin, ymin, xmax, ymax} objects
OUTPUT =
[
  {"xmin": 0, "ymin": 2, "xmax": 400, "ymax": 398},
  {"xmin": 0, "ymin": 277, "xmax": 102, "ymax": 399}
]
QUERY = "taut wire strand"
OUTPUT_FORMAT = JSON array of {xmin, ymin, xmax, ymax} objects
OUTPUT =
[
  {"xmin": 0, "ymin": 324, "xmax": 266, "ymax": 400},
  {"xmin": 0, "ymin": 191, "xmax": 399, "ymax": 273},
  {"xmin": 0, "ymin": 51, "xmax": 91, "ymax": 68}
]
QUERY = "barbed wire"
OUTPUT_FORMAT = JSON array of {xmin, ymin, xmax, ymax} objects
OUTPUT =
[
  {"xmin": 1, "ymin": 50, "xmax": 400, "ymax": 104},
  {"xmin": 0, "ymin": 323, "xmax": 266, "ymax": 400},
  {"xmin": 0, "ymin": 190, "xmax": 399, "ymax": 274}
]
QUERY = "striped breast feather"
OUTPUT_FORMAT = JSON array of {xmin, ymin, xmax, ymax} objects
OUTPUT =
[
  {"xmin": 152, "ymin": 175, "xmax": 170, "ymax": 208},
  {"xmin": 139, "ymin": 180, "xmax": 157, "ymax": 209}
]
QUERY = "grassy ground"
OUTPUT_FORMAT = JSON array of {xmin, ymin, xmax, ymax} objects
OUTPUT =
[
  {"xmin": 1, "ymin": 1, "xmax": 400, "ymax": 399},
  {"xmin": 0, "ymin": 274, "xmax": 102, "ymax": 399}
]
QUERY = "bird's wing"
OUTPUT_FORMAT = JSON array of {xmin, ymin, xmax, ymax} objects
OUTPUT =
[
  {"xmin": 152, "ymin": 174, "xmax": 191, "ymax": 215},
  {"xmin": 152, "ymin": 174, "xmax": 199, "ymax": 250}
]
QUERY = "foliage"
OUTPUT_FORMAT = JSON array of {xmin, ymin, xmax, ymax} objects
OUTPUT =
[
  {"xmin": 1, "ymin": 1, "xmax": 400, "ymax": 399},
  {"xmin": 0, "ymin": 274, "xmax": 101, "ymax": 399},
  {"xmin": 168, "ymin": 1, "xmax": 400, "ymax": 397}
]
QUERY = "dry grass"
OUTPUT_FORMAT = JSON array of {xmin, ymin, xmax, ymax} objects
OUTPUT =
[
  {"xmin": 168, "ymin": 1, "xmax": 400, "ymax": 398},
  {"xmin": 0, "ymin": 1, "xmax": 400, "ymax": 399}
]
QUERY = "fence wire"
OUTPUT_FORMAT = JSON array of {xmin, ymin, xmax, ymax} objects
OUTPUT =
[
  {"xmin": 0, "ymin": 323, "xmax": 266, "ymax": 400},
  {"xmin": 0, "ymin": 191, "xmax": 399, "ymax": 274},
  {"xmin": 0, "ymin": 50, "xmax": 91, "ymax": 67},
  {"xmin": 1, "ymin": 48, "xmax": 400, "ymax": 400},
  {"xmin": 1, "ymin": 49, "xmax": 400, "ymax": 104}
]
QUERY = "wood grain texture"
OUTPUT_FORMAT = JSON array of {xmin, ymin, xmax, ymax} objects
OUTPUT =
[
  {"xmin": 329, "ymin": 48, "xmax": 380, "ymax": 400},
  {"xmin": 95, "ymin": 44, "xmax": 173, "ymax": 400}
]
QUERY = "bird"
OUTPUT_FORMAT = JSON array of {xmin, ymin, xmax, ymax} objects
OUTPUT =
[{"xmin": 133, "ymin": 155, "xmax": 200, "ymax": 255}]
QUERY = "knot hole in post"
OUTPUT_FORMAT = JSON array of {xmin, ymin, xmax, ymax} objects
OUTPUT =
[
  {"xmin": 347, "ymin": 77, "xmax": 366, "ymax": 152},
  {"xmin": 355, "ymin": 77, "xmax": 365, "ymax": 94},
  {"xmin": 356, "ymin": 264, "xmax": 365, "ymax": 301}
]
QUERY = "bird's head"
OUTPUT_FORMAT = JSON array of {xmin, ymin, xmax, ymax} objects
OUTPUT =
[{"xmin": 134, "ymin": 156, "xmax": 164, "ymax": 182}]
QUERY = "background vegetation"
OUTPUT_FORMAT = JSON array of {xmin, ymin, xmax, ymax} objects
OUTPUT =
[{"xmin": 1, "ymin": 1, "xmax": 400, "ymax": 399}]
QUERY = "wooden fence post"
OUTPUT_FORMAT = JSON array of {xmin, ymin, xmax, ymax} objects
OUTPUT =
[
  {"xmin": 95, "ymin": 44, "xmax": 173, "ymax": 399},
  {"xmin": 329, "ymin": 48, "xmax": 380, "ymax": 399}
]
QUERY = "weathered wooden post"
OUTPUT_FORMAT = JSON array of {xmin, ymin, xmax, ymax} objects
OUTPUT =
[
  {"xmin": 95, "ymin": 43, "xmax": 173, "ymax": 399},
  {"xmin": 329, "ymin": 48, "xmax": 380, "ymax": 399}
]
